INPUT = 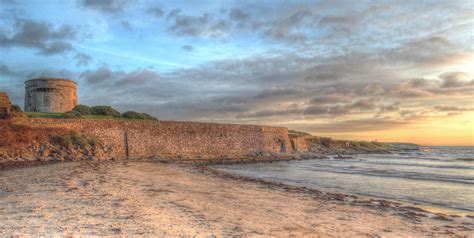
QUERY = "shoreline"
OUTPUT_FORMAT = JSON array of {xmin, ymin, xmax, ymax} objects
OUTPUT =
[
  {"xmin": 200, "ymin": 164, "xmax": 474, "ymax": 218},
  {"xmin": 0, "ymin": 160, "xmax": 472, "ymax": 236}
]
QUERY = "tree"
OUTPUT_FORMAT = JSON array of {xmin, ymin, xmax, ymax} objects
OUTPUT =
[
  {"xmin": 90, "ymin": 105, "xmax": 121, "ymax": 117},
  {"xmin": 71, "ymin": 104, "xmax": 91, "ymax": 115},
  {"xmin": 122, "ymin": 111, "xmax": 157, "ymax": 120}
]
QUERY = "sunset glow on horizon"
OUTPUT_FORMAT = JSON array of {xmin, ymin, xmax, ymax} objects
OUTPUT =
[{"xmin": 0, "ymin": 0, "xmax": 473, "ymax": 146}]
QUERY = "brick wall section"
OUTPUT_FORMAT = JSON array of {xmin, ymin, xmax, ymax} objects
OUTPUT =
[{"xmin": 25, "ymin": 118, "xmax": 292, "ymax": 159}]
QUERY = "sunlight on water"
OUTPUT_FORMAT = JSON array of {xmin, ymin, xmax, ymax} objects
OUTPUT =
[{"xmin": 215, "ymin": 146, "xmax": 474, "ymax": 216}]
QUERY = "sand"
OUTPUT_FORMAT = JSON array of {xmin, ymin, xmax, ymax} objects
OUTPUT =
[{"xmin": 0, "ymin": 161, "xmax": 472, "ymax": 237}]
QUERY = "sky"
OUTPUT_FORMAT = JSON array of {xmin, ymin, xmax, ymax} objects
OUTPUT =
[{"xmin": 0, "ymin": 0, "xmax": 473, "ymax": 146}]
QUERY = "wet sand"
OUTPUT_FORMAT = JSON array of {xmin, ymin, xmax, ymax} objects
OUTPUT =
[{"xmin": 0, "ymin": 161, "xmax": 472, "ymax": 236}]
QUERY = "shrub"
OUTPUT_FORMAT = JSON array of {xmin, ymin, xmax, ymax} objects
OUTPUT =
[
  {"xmin": 90, "ymin": 105, "xmax": 121, "ymax": 117},
  {"xmin": 88, "ymin": 136, "xmax": 100, "ymax": 146},
  {"xmin": 121, "ymin": 111, "xmax": 157, "ymax": 120},
  {"xmin": 320, "ymin": 137, "xmax": 332, "ymax": 147},
  {"xmin": 63, "ymin": 111, "xmax": 81, "ymax": 118},
  {"xmin": 122, "ymin": 111, "xmax": 146, "ymax": 119},
  {"xmin": 141, "ymin": 112, "xmax": 157, "ymax": 120},
  {"xmin": 11, "ymin": 105, "xmax": 22, "ymax": 112},
  {"xmin": 54, "ymin": 131, "xmax": 100, "ymax": 148},
  {"xmin": 57, "ymin": 134, "xmax": 73, "ymax": 147},
  {"xmin": 70, "ymin": 131, "xmax": 88, "ymax": 147},
  {"xmin": 71, "ymin": 104, "xmax": 91, "ymax": 115}
]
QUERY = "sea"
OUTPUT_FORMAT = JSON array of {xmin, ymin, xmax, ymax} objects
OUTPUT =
[{"xmin": 214, "ymin": 146, "xmax": 474, "ymax": 216}]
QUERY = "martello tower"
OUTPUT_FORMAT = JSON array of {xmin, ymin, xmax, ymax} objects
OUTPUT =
[{"xmin": 24, "ymin": 78, "xmax": 77, "ymax": 112}]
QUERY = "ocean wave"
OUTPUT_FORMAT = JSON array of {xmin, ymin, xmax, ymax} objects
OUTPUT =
[
  {"xmin": 348, "ymin": 159, "xmax": 474, "ymax": 170},
  {"xmin": 301, "ymin": 165, "xmax": 474, "ymax": 185},
  {"xmin": 456, "ymin": 158, "xmax": 474, "ymax": 162}
]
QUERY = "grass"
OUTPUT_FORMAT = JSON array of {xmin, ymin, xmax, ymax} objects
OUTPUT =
[
  {"xmin": 25, "ymin": 112, "xmax": 65, "ymax": 118},
  {"xmin": 288, "ymin": 130, "xmax": 312, "ymax": 137},
  {"xmin": 349, "ymin": 141, "xmax": 392, "ymax": 149},
  {"xmin": 25, "ymin": 112, "xmax": 122, "ymax": 120}
]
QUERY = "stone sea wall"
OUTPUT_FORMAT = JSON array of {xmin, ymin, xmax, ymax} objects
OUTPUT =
[{"xmin": 24, "ymin": 118, "xmax": 292, "ymax": 159}]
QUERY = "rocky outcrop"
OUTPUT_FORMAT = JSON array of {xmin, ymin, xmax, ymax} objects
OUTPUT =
[
  {"xmin": 290, "ymin": 134, "xmax": 391, "ymax": 154},
  {"xmin": 0, "ymin": 92, "xmax": 12, "ymax": 120}
]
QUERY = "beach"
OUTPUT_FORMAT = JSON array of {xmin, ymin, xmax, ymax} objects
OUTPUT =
[{"xmin": 1, "ymin": 160, "xmax": 472, "ymax": 237}]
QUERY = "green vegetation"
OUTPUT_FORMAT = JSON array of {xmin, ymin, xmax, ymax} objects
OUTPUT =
[
  {"xmin": 25, "ymin": 105, "xmax": 157, "ymax": 121},
  {"xmin": 63, "ymin": 111, "xmax": 81, "ymax": 118},
  {"xmin": 71, "ymin": 104, "xmax": 91, "ymax": 115},
  {"xmin": 11, "ymin": 105, "xmax": 22, "ymax": 112},
  {"xmin": 25, "ymin": 112, "xmax": 65, "ymax": 118},
  {"xmin": 90, "ymin": 105, "xmax": 121, "ymax": 117},
  {"xmin": 349, "ymin": 140, "xmax": 391, "ymax": 149},
  {"xmin": 320, "ymin": 137, "xmax": 332, "ymax": 147},
  {"xmin": 55, "ymin": 131, "xmax": 100, "ymax": 148},
  {"xmin": 288, "ymin": 130, "xmax": 312, "ymax": 137},
  {"xmin": 121, "ymin": 111, "xmax": 157, "ymax": 120}
]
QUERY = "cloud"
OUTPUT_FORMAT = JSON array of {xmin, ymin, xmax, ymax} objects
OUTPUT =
[
  {"xmin": 80, "ymin": 65, "xmax": 115, "ymax": 84},
  {"xmin": 385, "ymin": 36, "xmax": 466, "ymax": 68},
  {"xmin": 350, "ymin": 99, "xmax": 377, "ymax": 110},
  {"xmin": 309, "ymin": 94, "xmax": 352, "ymax": 104},
  {"xmin": 167, "ymin": 12, "xmax": 212, "ymax": 37},
  {"xmin": 0, "ymin": 64, "xmax": 13, "ymax": 75},
  {"xmin": 166, "ymin": 11, "xmax": 231, "ymax": 38},
  {"xmin": 433, "ymin": 105, "xmax": 474, "ymax": 112},
  {"xmin": 288, "ymin": 116, "xmax": 411, "ymax": 134},
  {"xmin": 147, "ymin": 6, "xmax": 164, "ymax": 17},
  {"xmin": 229, "ymin": 8, "xmax": 249, "ymax": 22},
  {"xmin": 182, "ymin": 45, "xmax": 193, "ymax": 51},
  {"xmin": 389, "ymin": 78, "xmax": 437, "ymax": 98},
  {"xmin": 362, "ymin": 81, "xmax": 386, "ymax": 95},
  {"xmin": 74, "ymin": 53, "xmax": 92, "ymax": 66},
  {"xmin": 439, "ymin": 72, "xmax": 472, "ymax": 88},
  {"xmin": 80, "ymin": 65, "xmax": 161, "ymax": 90},
  {"xmin": 120, "ymin": 20, "xmax": 132, "ymax": 31},
  {"xmin": 389, "ymin": 73, "xmax": 474, "ymax": 98},
  {"xmin": 80, "ymin": 0, "xmax": 129, "ymax": 13},
  {"xmin": 303, "ymin": 99, "xmax": 377, "ymax": 116},
  {"xmin": 238, "ymin": 107, "xmax": 300, "ymax": 118},
  {"xmin": 0, "ymin": 19, "xmax": 76, "ymax": 55},
  {"xmin": 303, "ymin": 105, "xmax": 328, "ymax": 115},
  {"xmin": 319, "ymin": 15, "xmax": 356, "ymax": 27},
  {"xmin": 380, "ymin": 102, "xmax": 400, "ymax": 112}
]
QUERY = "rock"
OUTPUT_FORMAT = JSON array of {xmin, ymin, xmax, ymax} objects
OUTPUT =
[{"xmin": 40, "ymin": 149, "xmax": 50, "ymax": 157}]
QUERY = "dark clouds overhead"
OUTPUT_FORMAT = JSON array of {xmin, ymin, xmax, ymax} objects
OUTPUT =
[
  {"xmin": 80, "ymin": 0, "xmax": 129, "ymax": 13},
  {"xmin": 0, "ymin": 19, "xmax": 76, "ymax": 55}
]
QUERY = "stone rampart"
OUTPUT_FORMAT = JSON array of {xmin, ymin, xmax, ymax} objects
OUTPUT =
[{"xmin": 24, "ymin": 119, "xmax": 292, "ymax": 159}]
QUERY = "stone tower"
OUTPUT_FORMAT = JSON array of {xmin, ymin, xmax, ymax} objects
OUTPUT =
[{"xmin": 24, "ymin": 78, "xmax": 77, "ymax": 112}]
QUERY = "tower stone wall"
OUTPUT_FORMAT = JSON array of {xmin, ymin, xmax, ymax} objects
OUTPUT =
[{"xmin": 24, "ymin": 78, "xmax": 77, "ymax": 112}]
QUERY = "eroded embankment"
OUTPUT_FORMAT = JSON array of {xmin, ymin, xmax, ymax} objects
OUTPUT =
[{"xmin": 0, "ymin": 121, "xmax": 114, "ymax": 169}]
